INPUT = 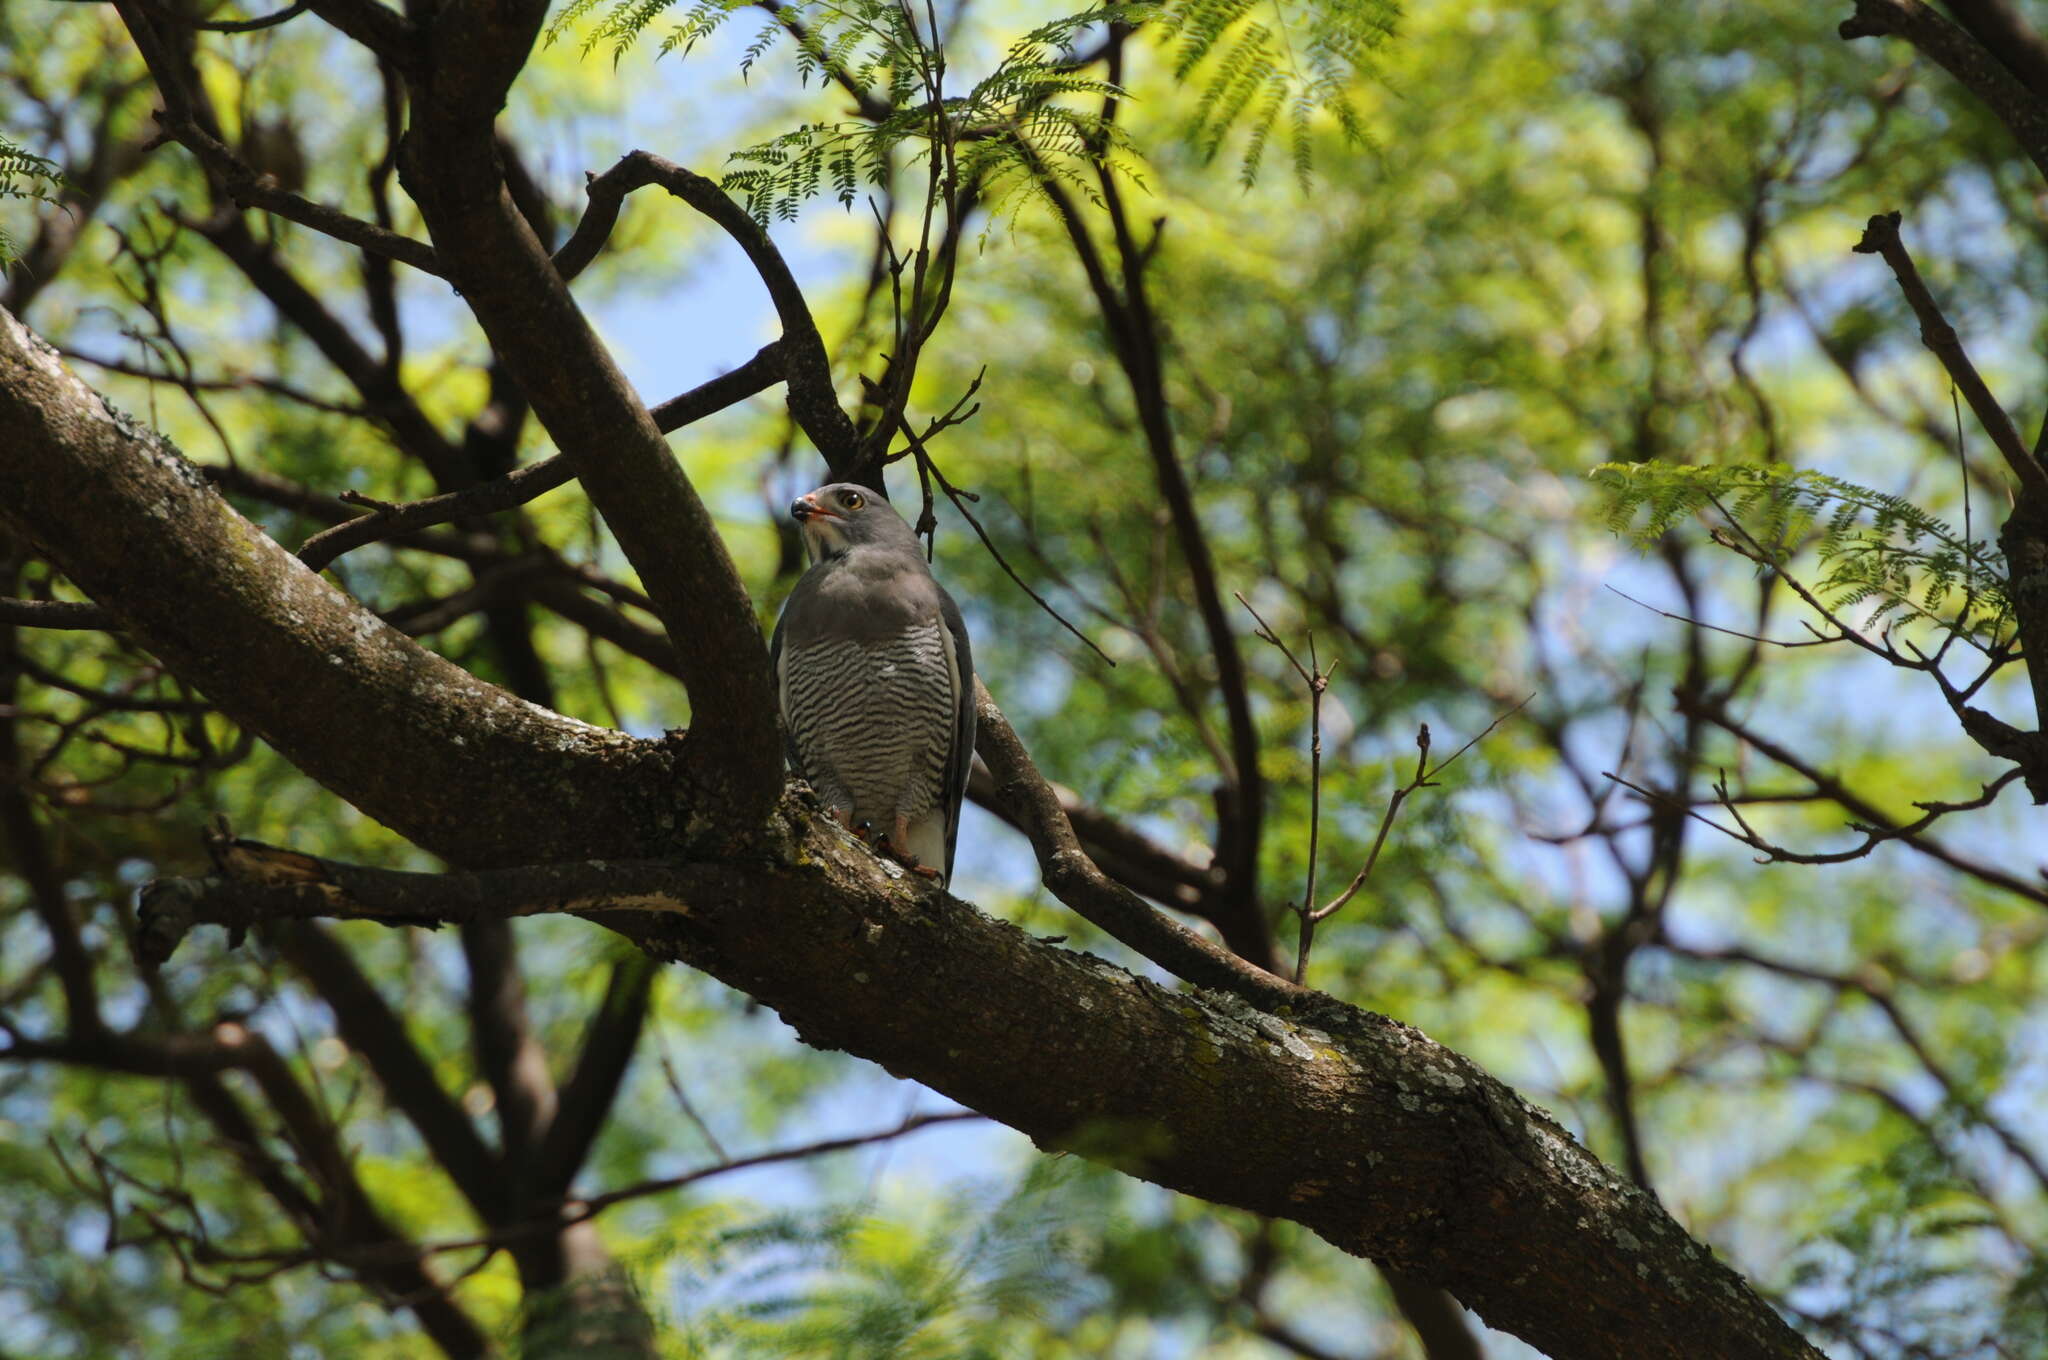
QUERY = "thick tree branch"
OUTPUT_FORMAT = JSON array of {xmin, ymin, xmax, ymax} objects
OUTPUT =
[
  {"xmin": 135, "ymin": 821, "xmax": 1824, "ymax": 1360},
  {"xmin": 10, "ymin": 296, "xmax": 1825, "ymax": 1359},
  {"xmin": 0, "ymin": 305, "xmax": 674, "ymax": 866},
  {"xmin": 300, "ymin": 0, "xmax": 419, "ymax": 69},
  {"xmin": 1941, "ymin": 0, "xmax": 2048, "ymax": 97},
  {"xmin": 1840, "ymin": 0, "xmax": 2048, "ymax": 181},
  {"xmin": 398, "ymin": 110, "xmax": 780, "ymax": 825}
]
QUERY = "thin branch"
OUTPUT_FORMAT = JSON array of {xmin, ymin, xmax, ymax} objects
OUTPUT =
[
  {"xmin": 883, "ymin": 395, "xmax": 1114, "ymax": 666},
  {"xmin": 1851, "ymin": 211, "xmax": 2048, "ymax": 494},
  {"xmin": 175, "ymin": 0, "xmax": 313, "ymax": 33},
  {"xmin": 1942, "ymin": 0, "xmax": 2048, "ymax": 98},
  {"xmin": 0, "ymin": 598, "xmax": 114, "ymax": 629},
  {"xmin": 1604, "ymin": 584, "xmax": 1842, "ymax": 649},
  {"xmin": 204, "ymin": 1110, "xmax": 981, "ymax": 1274},
  {"xmin": 1656, "ymin": 690, "xmax": 2048, "ymax": 902},
  {"xmin": 531, "ymin": 954, "xmax": 657, "ymax": 1200},
  {"xmin": 1235, "ymin": 593, "xmax": 1336, "ymax": 985},
  {"xmin": 1301, "ymin": 697, "xmax": 1531, "ymax": 985},
  {"xmin": 647, "ymin": 339, "xmax": 787, "ymax": 432},
  {"xmin": 556, "ymin": 151, "xmax": 860, "ymax": 466},
  {"xmin": 263, "ymin": 920, "xmax": 506, "ymax": 1222},
  {"xmin": 298, "ymin": 459, "xmax": 575, "ymax": 573},
  {"xmin": 972, "ymin": 682, "xmax": 1303, "ymax": 1000},
  {"xmin": 149, "ymin": 111, "xmax": 443, "ymax": 276}
]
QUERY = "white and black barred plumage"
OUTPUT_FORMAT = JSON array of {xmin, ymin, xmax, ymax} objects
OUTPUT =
[{"xmin": 769, "ymin": 484, "xmax": 975, "ymax": 884}]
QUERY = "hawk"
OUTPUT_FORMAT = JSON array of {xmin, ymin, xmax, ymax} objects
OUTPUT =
[{"xmin": 770, "ymin": 483, "xmax": 975, "ymax": 884}]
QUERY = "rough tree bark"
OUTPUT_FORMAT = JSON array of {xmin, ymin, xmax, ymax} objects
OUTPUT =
[{"xmin": 0, "ymin": 303, "xmax": 1824, "ymax": 1360}]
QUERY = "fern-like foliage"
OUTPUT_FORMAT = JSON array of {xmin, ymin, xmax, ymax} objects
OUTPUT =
[
  {"xmin": 661, "ymin": 1160, "xmax": 1110, "ymax": 1355},
  {"xmin": 0, "ymin": 134, "xmax": 63, "ymax": 266},
  {"xmin": 548, "ymin": 0, "xmax": 1143, "ymax": 225},
  {"xmin": 1592, "ymin": 461, "xmax": 2013, "ymax": 642},
  {"xmin": 543, "ymin": 0, "xmax": 1394, "ymax": 224},
  {"xmin": 1155, "ymin": 0, "xmax": 1394, "ymax": 186}
]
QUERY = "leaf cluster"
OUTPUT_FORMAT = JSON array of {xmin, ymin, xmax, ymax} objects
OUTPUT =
[
  {"xmin": 542, "ymin": 0, "xmax": 1394, "ymax": 226},
  {"xmin": 1788, "ymin": 1138, "xmax": 2041, "ymax": 1359},
  {"xmin": 0, "ymin": 132, "xmax": 63, "ymax": 264},
  {"xmin": 661, "ymin": 1160, "xmax": 1110, "ymax": 1357},
  {"xmin": 1155, "ymin": 0, "xmax": 1393, "ymax": 186},
  {"xmin": 1592, "ymin": 461, "xmax": 2013, "ymax": 641}
]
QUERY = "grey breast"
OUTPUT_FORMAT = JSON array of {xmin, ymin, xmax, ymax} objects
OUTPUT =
[{"xmin": 784, "ymin": 620, "xmax": 956, "ymax": 825}]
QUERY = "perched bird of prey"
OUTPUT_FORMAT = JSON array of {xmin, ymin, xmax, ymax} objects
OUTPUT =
[{"xmin": 770, "ymin": 483, "xmax": 976, "ymax": 885}]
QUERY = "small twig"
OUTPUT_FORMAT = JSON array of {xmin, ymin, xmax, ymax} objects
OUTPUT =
[
  {"xmin": 884, "ymin": 397, "xmax": 1113, "ymax": 666},
  {"xmin": 1234, "ymin": 593, "xmax": 1337, "ymax": 984},
  {"xmin": 1934, "ymin": 383, "xmax": 1976, "ymax": 672},
  {"xmin": 1604, "ymin": 584, "xmax": 1842, "ymax": 649},
  {"xmin": 336, "ymin": 489, "xmax": 401, "ymax": 514},
  {"xmin": 1294, "ymin": 694, "xmax": 1531, "ymax": 985}
]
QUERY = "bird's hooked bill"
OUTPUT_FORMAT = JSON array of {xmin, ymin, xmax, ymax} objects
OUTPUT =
[{"xmin": 790, "ymin": 495, "xmax": 842, "ymax": 522}]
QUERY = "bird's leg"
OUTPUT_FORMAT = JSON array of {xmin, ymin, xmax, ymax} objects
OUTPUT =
[
  {"xmin": 827, "ymin": 805, "xmax": 874, "ymax": 843},
  {"xmin": 884, "ymin": 815, "xmax": 941, "ymax": 879}
]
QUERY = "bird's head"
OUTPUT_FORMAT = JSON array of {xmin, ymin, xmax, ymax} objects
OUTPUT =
[{"xmin": 790, "ymin": 483, "xmax": 916, "ymax": 563}]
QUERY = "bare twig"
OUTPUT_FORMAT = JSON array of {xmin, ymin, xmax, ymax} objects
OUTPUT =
[
  {"xmin": 1852, "ymin": 211, "xmax": 2048, "ymax": 495},
  {"xmin": 1294, "ymin": 695, "xmax": 1531, "ymax": 985},
  {"xmin": 293, "ymin": 343, "xmax": 790, "ymax": 573},
  {"xmin": 881, "ymin": 396, "xmax": 1114, "ymax": 666},
  {"xmin": 0, "ymin": 599, "xmax": 114, "ymax": 630},
  {"xmin": 1235, "ymin": 593, "xmax": 1337, "ymax": 984},
  {"xmin": 1604, "ymin": 584, "xmax": 1842, "ymax": 649}
]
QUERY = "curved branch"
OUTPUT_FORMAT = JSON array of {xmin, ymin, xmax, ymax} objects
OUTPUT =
[
  {"xmin": 1851, "ymin": 211, "xmax": 2048, "ymax": 495},
  {"xmin": 152, "ymin": 111, "xmax": 443, "ymax": 275},
  {"xmin": 136, "ymin": 819, "xmax": 1824, "ymax": 1360},
  {"xmin": 300, "ymin": 0, "xmax": 419, "ymax": 68},
  {"xmin": 1841, "ymin": 0, "xmax": 2048, "ymax": 182},
  {"xmin": 560, "ymin": 151, "xmax": 861, "ymax": 469}
]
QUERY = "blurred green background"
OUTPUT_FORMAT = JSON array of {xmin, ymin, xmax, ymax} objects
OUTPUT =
[{"xmin": 3, "ymin": 0, "xmax": 2045, "ymax": 1355}]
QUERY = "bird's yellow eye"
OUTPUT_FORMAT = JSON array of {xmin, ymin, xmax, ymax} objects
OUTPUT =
[{"xmin": 843, "ymin": 492, "xmax": 865, "ymax": 510}]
